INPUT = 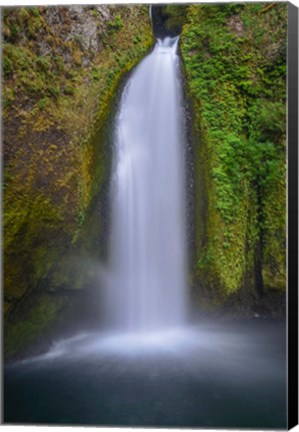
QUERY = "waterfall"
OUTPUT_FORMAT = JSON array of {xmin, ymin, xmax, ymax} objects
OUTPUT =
[{"xmin": 107, "ymin": 37, "xmax": 187, "ymax": 333}]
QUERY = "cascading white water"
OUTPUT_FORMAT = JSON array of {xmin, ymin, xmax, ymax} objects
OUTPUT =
[{"xmin": 107, "ymin": 37, "xmax": 187, "ymax": 333}]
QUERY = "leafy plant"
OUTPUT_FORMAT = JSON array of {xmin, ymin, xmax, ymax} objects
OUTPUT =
[{"xmin": 108, "ymin": 14, "xmax": 124, "ymax": 31}]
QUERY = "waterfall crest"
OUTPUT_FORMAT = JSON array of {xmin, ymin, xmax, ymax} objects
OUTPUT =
[{"xmin": 107, "ymin": 37, "xmax": 187, "ymax": 332}]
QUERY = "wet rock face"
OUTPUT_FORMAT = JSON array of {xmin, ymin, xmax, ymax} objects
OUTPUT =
[
  {"xmin": 68, "ymin": 6, "xmax": 111, "ymax": 52},
  {"xmin": 151, "ymin": 5, "xmax": 187, "ymax": 38},
  {"xmin": 68, "ymin": 11, "xmax": 99, "ymax": 52},
  {"xmin": 180, "ymin": 3, "xmax": 287, "ymax": 304},
  {"xmin": 42, "ymin": 6, "xmax": 112, "ymax": 65},
  {"xmin": 3, "ymin": 4, "xmax": 154, "ymax": 360},
  {"xmin": 227, "ymin": 15, "xmax": 244, "ymax": 37}
]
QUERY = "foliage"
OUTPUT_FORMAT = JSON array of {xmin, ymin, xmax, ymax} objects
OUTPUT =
[
  {"xmin": 108, "ymin": 14, "xmax": 124, "ymax": 31},
  {"xmin": 3, "ymin": 5, "xmax": 154, "ymax": 359},
  {"xmin": 180, "ymin": 3, "xmax": 286, "ymax": 296}
]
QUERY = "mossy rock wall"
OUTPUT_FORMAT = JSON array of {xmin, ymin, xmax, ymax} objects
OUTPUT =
[
  {"xmin": 179, "ymin": 3, "xmax": 286, "ymax": 310},
  {"xmin": 3, "ymin": 3, "xmax": 287, "ymax": 359},
  {"xmin": 3, "ymin": 5, "xmax": 154, "ymax": 360}
]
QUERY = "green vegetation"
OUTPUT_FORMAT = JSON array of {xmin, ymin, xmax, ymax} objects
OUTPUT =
[
  {"xmin": 4, "ymin": 294, "xmax": 68, "ymax": 359},
  {"xmin": 180, "ymin": 3, "xmax": 286, "ymax": 303},
  {"xmin": 3, "ymin": 3, "xmax": 287, "ymax": 359},
  {"xmin": 3, "ymin": 5, "xmax": 154, "ymax": 360},
  {"xmin": 108, "ymin": 14, "xmax": 124, "ymax": 31}
]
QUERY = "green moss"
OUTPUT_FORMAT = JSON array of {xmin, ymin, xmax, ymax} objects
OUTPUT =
[
  {"xmin": 108, "ymin": 14, "xmax": 124, "ymax": 31},
  {"xmin": 4, "ymin": 294, "xmax": 68, "ymax": 359},
  {"xmin": 3, "ymin": 5, "xmax": 154, "ymax": 360},
  {"xmin": 181, "ymin": 3, "xmax": 286, "ymax": 299}
]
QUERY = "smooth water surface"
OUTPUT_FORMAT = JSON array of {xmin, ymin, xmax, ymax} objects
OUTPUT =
[{"xmin": 4, "ymin": 319, "xmax": 286, "ymax": 428}]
